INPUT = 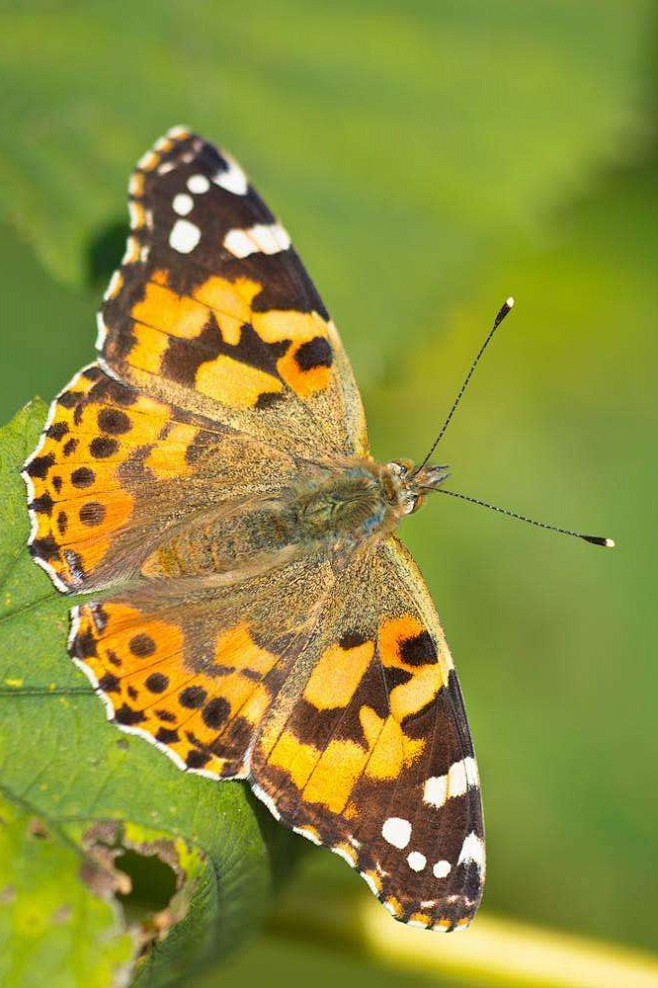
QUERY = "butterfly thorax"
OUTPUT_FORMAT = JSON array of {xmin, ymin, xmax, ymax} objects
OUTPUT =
[{"xmin": 296, "ymin": 462, "xmax": 400, "ymax": 542}]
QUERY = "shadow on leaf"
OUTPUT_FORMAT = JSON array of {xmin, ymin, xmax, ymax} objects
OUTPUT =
[{"xmin": 87, "ymin": 220, "xmax": 128, "ymax": 291}]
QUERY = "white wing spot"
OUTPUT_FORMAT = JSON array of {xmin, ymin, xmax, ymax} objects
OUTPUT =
[
  {"xmin": 223, "ymin": 223, "xmax": 291, "ymax": 259},
  {"xmin": 213, "ymin": 156, "xmax": 248, "ymax": 195},
  {"xmin": 433, "ymin": 859, "xmax": 452, "ymax": 879},
  {"xmin": 187, "ymin": 174, "xmax": 210, "ymax": 194},
  {"xmin": 407, "ymin": 851, "xmax": 427, "ymax": 872},
  {"xmin": 169, "ymin": 219, "xmax": 201, "ymax": 254},
  {"xmin": 173, "ymin": 193, "xmax": 194, "ymax": 216},
  {"xmin": 424, "ymin": 756, "xmax": 479, "ymax": 808},
  {"xmin": 464, "ymin": 757, "xmax": 479, "ymax": 787},
  {"xmin": 423, "ymin": 774, "xmax": 447, "ymax": 808},
  {"xmin": 457, "ymin": 832, "xmax": 485, "ymax": 873},
  {"xmin": 222, "ymin": 229, "xmax": 253, "ymax": 259},
  {"xmin": 381, "ymin": 817, "xmax": 411, "ymax": 849}
]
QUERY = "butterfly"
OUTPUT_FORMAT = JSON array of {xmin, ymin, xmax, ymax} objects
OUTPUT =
[{"xmin": 22, "ymin": 127, "xmax": 484, "ymax": 932}]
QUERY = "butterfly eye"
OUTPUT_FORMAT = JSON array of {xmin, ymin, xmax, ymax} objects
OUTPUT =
[
  {"xmin": 388, "ymin": 459, "xmax": 412, "ymax": 479},
  {"xmin": 408, "ymin": 493, "xmax": 425, "ymax": 514}
]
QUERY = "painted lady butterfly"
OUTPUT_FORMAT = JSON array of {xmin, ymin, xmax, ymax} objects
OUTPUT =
[{"xmin": 24, "ymin": 128, "xmax": 486, "ymax": 932}]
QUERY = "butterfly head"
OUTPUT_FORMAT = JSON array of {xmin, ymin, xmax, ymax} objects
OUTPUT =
[{"xmin": 387, "ymin": 460, "xmax": 450, "ymax": 515}]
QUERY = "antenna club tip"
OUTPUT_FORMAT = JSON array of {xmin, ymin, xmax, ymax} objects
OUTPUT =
[
  {"xmin": 505, "ymin": 296, "xmax": 515, "ymax": 308},
  {"xmin": 582, "ymin": 534, "xmax": 616, "ymax": 548}
]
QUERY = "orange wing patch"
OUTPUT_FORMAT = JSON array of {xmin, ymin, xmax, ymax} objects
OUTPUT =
[
  {"xmin": 71, "ymin": 602, "xmax": 279, "ymax": 778},
  {"xmin": 302, "ymin": 639, "xmax": 374, "ymax": 710},
  {"xmin": 264, "ymin": 729, "xmax": 379, "ymax": 816},
  {"xmin": 23, "ymin": 365, "xmax": 204, "ymax": 591},
  {"xmin": 379, "ymin": 614, "xmax": 449, "ymax": 722},
  {"xmin": 257, "ymin": 630, "xmax": 428, "ymax": 819},
  {"xmin": 359, "ymin": 706, "xmax": 424, "ymax": 782},
  {"xmin": 302, "ymin": 738, "xmax": 374, "ymax": 815},
  {"xmin": 109, "ymin": 267, "xmax": 334, "ymax": 409},
  {"xmin": 251, "ymin": 308, "xmax": 334, "ymax": 398}
]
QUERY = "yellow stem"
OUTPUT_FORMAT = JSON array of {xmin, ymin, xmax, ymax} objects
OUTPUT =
[{"xmin": 267, "ymin": 886, "xmax": 658, "ymax": 988}]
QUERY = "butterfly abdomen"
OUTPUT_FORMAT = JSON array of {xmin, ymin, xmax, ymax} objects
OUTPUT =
[{"xmin": 141, "ymin": 502, "xmax": 300, "ymax": 579}]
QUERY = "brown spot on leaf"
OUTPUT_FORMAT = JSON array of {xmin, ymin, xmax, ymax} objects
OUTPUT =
[{"xmin": 27, "ymin": 817, "xmax": 50, "ymax": 840}]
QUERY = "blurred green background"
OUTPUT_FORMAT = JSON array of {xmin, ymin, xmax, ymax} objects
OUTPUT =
[{"xmin": 1, "ymin": 1, "xmax": 657, "ymax": 985}]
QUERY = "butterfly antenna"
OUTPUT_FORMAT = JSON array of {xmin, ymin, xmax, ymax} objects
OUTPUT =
[
  {"xmin": 413, "ymin": 297, "xmax": 515, "ymax": 476},
  {"xmin": 433, "ymin": 488, "xmax": 615, "ymax": 548}
]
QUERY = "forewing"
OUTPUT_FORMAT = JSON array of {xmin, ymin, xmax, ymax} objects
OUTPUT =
[
  {"xmin": 251, "ymin": 535, "xmax": 485, "ymax": 931},
  {"xmin": 98, "ymin": 127, "xmax": 367, "ymax": 457}
]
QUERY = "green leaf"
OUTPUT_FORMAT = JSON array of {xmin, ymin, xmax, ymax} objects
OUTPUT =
[
  {"xmin": 0, "ymin": 1, "xmax": 652, "ymax": 377},
  {"xmin": 0, "ymin": 795, "xmax": 134, "ymax": 988},
  {"xmin": 0, "ymin": 400, "xmax": 298, "ymax": 987}
]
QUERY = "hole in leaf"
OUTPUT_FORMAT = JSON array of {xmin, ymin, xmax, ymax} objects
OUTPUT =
[{"xmin": 114, "ymin": 848, "xmax": 178, "ymax": 925}]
